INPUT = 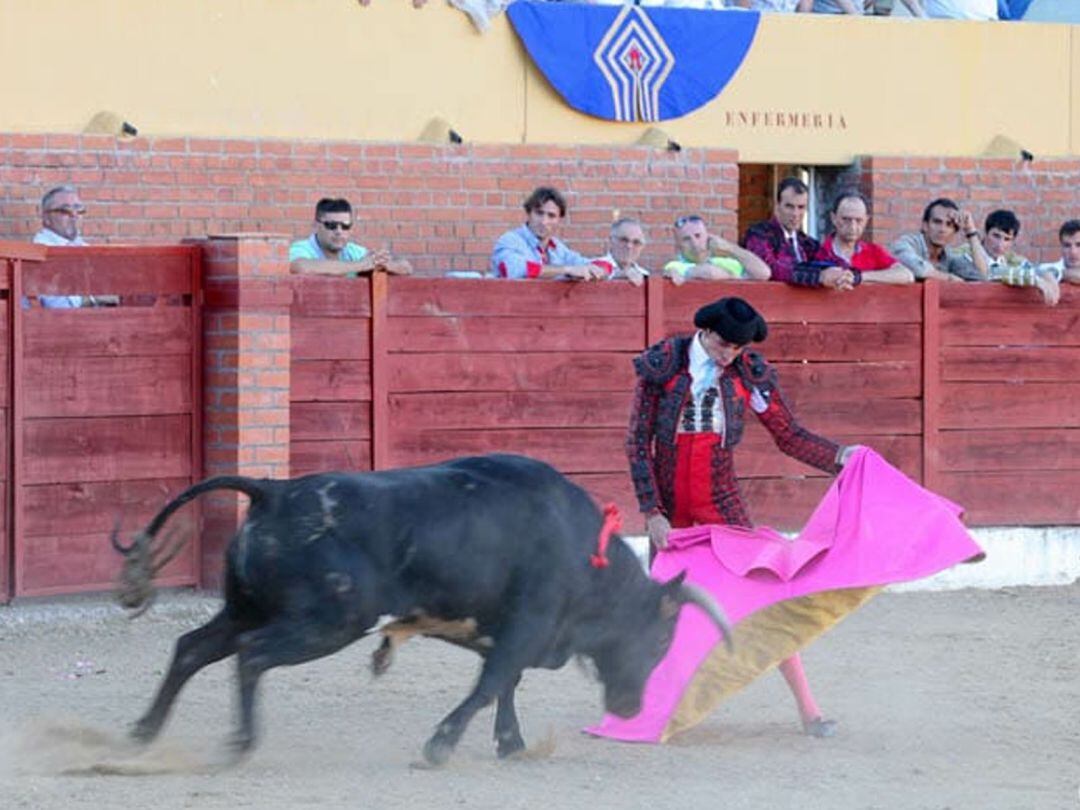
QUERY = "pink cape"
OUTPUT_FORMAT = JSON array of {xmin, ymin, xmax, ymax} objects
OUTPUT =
[{"xmin": 587, "ymin": 447, "xmax": 983, "ymax": 742}]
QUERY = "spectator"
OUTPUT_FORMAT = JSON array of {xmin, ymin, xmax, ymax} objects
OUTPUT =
[
  {"xmin": 731, "ymin": 1, "xmax": 813, "ymax": 11},
  {"xmin": 813, "ymin": 192, "xmax": 915, "ymax": 284},
  {"xmin": 32, "ymin": 185, "xmax": 87, "ymax": 308},
  {"xmin": 923, "ymin": 0, "xmax": 998, "ymax": 18},
  {"xmin": 592, "ymin": 218, "xmax": 650, "ymax": 287},
  {"xmin": 1041, "ymin": 219, "xmax": 1080, "ymax": 286},
  {"xmin": 741, "ymin": 177, "xmax": 854, "ymax": 290},
  {"xmin": 289, "ymin": 198, "xmax": 411, "ymax": 277},
  {"xmin": 954, "ymin": 209, "xmax": 1059, "ymax": 305},
  {"xmin": 889, "ymin": 198, "xmax": 987, "ymax": 282},
  {"xmin": 812, "ymin": 0, "xmax": 927, "ymax": 14},
  {"xmin": 666, "ymin": 215, "xmax": 771, "ymax": 285},
  {"xmin": 490, "ymin": 186, "xmax": 608, "ymax": 280}
]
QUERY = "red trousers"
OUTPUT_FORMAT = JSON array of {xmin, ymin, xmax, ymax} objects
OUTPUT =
[{"xmin": 670, "ymin": 432, "xmax": 725, "ymax": 529}]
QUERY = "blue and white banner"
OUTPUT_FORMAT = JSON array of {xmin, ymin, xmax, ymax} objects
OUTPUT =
[{"xmin": 507, "ymin": 2, "xmax": 760, "ymax": 123}]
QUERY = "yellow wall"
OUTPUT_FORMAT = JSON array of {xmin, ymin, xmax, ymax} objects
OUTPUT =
[{"xmin": 2, "ymin": 1, "xmax": 1076, "ymax": 163}]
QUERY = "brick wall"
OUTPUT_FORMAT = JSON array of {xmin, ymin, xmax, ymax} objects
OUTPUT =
[
  {"xmin": 0, "ymin": 134, "xmax": 739, "ymax": 275},
  {"xmin": 856, "ymin": 156, "xmax": 1080, "ymax": 264}
]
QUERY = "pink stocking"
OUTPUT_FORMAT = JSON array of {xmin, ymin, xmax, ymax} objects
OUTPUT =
[{"xmin": 778, "ymin": 653, "xmax": 822, "ymax": 722}]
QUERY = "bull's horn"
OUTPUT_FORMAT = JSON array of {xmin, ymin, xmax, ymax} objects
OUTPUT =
[
  {"xmin": 110, "ymin": 517, "xmax": 137, "ymax": 555},
  {"xmin": 678, "ymin": 583, "xmax": 734, "ymax": 652}
]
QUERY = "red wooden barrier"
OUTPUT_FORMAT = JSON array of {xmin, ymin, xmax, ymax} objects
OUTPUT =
[{"xmin": 10, "ymin": 246, "xmax": 203, "ymax": 598}]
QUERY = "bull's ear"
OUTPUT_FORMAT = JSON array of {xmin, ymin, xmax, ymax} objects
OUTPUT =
[{"xmin": 658, "ymin": 571, "xmax": 688, "ymax": 619}]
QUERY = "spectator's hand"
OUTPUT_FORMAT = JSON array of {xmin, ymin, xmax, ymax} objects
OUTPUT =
[
  {"xmin": 958, "ymin": 210, "xmax": 977, "ymax": 235},
  {"xmin": 821, "ymin": 266, "xmax": 856, "ymax": 291},
  {"xmin": 646, "ymin": 513, "xmax": 672, "ymax": 551},
  {"xmin": 623, "ymin": 266, "xmax": 647, "ymax": 287},
  {"xmin": 706, "ymin": 234, "xmax": 736, "ymax": 256},
  {"xmin": 363, "ymin": 249, "xmax": 393, "ymax": 272},
  {"xmin": 566, "ymin": 263, "xmax": 608, "ymax": 281},
  {"xmin": 668, "ymin": 270, "xmax": 688, "ymax": 287},
  {"xmin": 1035, "ymin": 273, "xmax": 1061, "ymax": 306},
  {"xmin": 384, "ymin": 258, "xmax": 413, "ymax": 276}
]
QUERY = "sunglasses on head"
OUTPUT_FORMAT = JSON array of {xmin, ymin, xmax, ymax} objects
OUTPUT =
[
  {"xmin": 674, "ymin": 215, "xmax": 704, "ymax": 228},
  {"xmin": 319, "ymin": 220, "xmax": 352, "ymax": 231}
]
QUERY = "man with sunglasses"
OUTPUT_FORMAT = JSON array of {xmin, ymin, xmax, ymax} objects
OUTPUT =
[
  {"xmin": 665, "ymin": 214, "xmax": 771, "ymax": 284},
  {"xmin": 290, "ymin": 198, "xmax": 411, "ymax": 276},
  {"xmin": 626, "ymin": 296, "xmax": 855, "ymax": 738},
  {"xmin": 31, "ymin": 185, "xmax": 89, "ymax": 308}
]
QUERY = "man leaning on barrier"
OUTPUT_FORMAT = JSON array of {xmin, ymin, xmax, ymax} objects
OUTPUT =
[
  {"xmin": 289, "ymin": 198, "xmax": 412, "ymax": 277},
  {"xmin": 665, "ymin": 214, "xmax": 771, "ymax": 285}
]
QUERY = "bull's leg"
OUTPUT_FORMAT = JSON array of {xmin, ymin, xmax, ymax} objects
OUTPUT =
[
  {"xmin": 493, "ymin": 675, "xmax": 525, "ymax": 759},
  {"xmin": 423, "ymin": 624, "xmax": 551, "ymax": 766},
  {"xmin": 132, "ymin": 610, "xmax": 239, "ymax": 744},
  {"xmin": 231, "ymin": 618, "xmax": 362, "ymax": 756}
]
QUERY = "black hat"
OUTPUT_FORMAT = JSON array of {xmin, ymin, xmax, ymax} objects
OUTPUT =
[{"xmin": 693, "ymin": 297, "xmax": 767, "ymax": 345}]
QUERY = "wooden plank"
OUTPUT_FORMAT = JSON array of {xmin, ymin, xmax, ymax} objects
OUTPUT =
[
  {"xmin": 386, "ymin": 352, "xmax": 638, "ymax": 394},
  {"xmin": 22, "ymin": 307, "xmax": 192, "ymax": 357},
  {"xmin": 387, "ymin": 315, "xmax": 644, "ymax": 353},
  {"xmin": 937, "ymin": 428, "xmax": 1080, "ymax": 473},
  {"xmin": 22, "ymin": 414, "xmax": 192, "ymax": 485},
  {"xmin": 663, "ymin": 282, "xmax": 922, "ymax": 326},
  {"xmin": 371, "ymin": 272, "xmax": 388, "ymax": 472},
  {"xmin": 290, "ymin": 440, "xmax": 372, "ymax": 476},
  {"xmin": 387, "ymin": 428, "xmax": 628, "ymax": 473},
  {"xmin": 17, "ymin": 530, "xmax": 196, "ymax": 597},
  {"xmin": 290, "ymin": 402, "xmax": 371, "ymax": 442},
  {"xmin": 922, "ymin": 279, "xmax": 942, "ymax": 491},
  {"xmin": 934, "ymin": 471, "xmax": 1080, "ymax": 526},
  {"xmin": 938, "ymin": 305, "xmax": 1080, "ymax": 347},
  {"xmin": 742, "ymin": 477, "xmax": 833, "ymax": 532},
  {"xmin": 386, "ymin": 276, "xmax": 646, "ymax": 318},
  {"xmin": 23, "ymin": 355, "xmax": 190, "ymax": 417},
  {"xmin": 764, "ymin": 397, "xmax": 922, "ymax": 435},
  {"xmin": 290, "ymin": 276, "xmax": 372, "ymax": 317},
  {"xmin": 292, "ymin": 317, "xmax": 370, "ymax": 361},
  {"xmin": 736, "ymin": 430, "xmax": 921, "ymax": 481},
  {"xmin": 939, "ymin": 280, "xmax": 1080, "ymax": 309},
  {"xmin": 26, "ymin": 247, "xmax": 195, "ymax": 296},
  {"xmin": 388, "ymin": 392, "xmax": 632, "ymax": 430},
  {"xmin": 703, "ymin": 323, "xmax": 922, "ymax": 362},
  {"xmin": 941, "ymin": 346, "xmax": 1080, "ymax": 383},
  {"xmin": 771, "ymin": 360, "xmax": 921, "ymax": 401},
  {"xmin": 939, "ymin": 383, "xmax": 1080, "ymax": 429},
  {"xmin": 291, "ymin": 359, "xmax": 371, "ymax": 402},
  {"xmin": 20, "ymin": 478, "xmax": 192, "ymax": 537}
]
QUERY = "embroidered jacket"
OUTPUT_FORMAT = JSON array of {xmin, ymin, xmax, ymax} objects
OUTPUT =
[
  {"xmin": 741, "ymin": 217, "xmax": 831, "ymax": 287},
  {"xmin": 625, "ymin": 335, "xmax": 841, "ymax": 527}
]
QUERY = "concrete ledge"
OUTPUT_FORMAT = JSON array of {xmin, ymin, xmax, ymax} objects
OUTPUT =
[{"xmin": 625, "ymin": 526, "xmax": 1080, "ymax": 592}]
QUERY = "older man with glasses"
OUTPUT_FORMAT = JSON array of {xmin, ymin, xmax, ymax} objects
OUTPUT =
[
  {"xmin": 30, "ymin": 185, "xmax": 90, "ymax": 308},
  {"xmin": 589, "ymin": 217, "xmax": 650, "ymax": 287},
  {"xmin": 289, "ymin": 198, "xmax": 411, "ymax": 277}
]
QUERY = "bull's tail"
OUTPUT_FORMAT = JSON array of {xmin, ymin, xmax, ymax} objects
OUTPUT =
[{"xmin": 111, "ymin": 476, "xmax": 272, "ymax": 617}]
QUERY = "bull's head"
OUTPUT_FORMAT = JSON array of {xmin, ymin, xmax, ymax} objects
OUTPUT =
[
  {"xmin": 592, "ymin": 572, "xmax": 732, "ymax": 718},
  {"xmin": 111, "ymin": 520, "xmax": 188, "ymax": 618}
]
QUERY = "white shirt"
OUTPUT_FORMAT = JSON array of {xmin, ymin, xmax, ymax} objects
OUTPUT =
[
  {"xmin": 923, "ymin": 0, "xmax": 997, "ymax": 19},
  {"xmin": 31, "ymin": 228, "xmax": 87, "ymax": 308},
  {"xmin": 684, "ymin": 333, "xmax": 725, "ymax": 435}
]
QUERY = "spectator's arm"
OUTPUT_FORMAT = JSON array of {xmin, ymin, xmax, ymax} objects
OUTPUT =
[
  {"xmin": 710, "ymin": 236, "xmax": 771, "ymax": 280},
  {"xmin": 830, "ymin": 0, "xmax": 864, "ymax": 12},
  {"xmin": 859, "ymin": 264, "xmax": 916, "ymax": 284},
  {"xmin": 796, "ymin": 0, "xmax": 814, "ymax": 9},
  {"xmin": 1064, "ymin": 267, "xmax": 1080, "ymax": 285},
  {"xmin": 889, "ymin": 234, "xmax": 938, "ymax": 280}
]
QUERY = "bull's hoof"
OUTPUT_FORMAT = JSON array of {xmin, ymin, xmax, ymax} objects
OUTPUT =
[
  {"xmin": 496, "ymin": 733, "xmax": 526, "ymax": 759},
  {"xmin": 371, "ymin": 641, "xmax": 393, "ymax": 678},
  {"xmin": 422, "ymin": 736, "xmax": 453, "ymax": 767},
  {"xmin": 129, "ymin": 718, "xmax": 158, "ymax": 745}
]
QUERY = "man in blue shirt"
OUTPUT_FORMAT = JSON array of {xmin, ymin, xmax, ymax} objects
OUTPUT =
[
  {"xmin": 490, "ymin": 186, "xmax": 608, "ymax": 280},
  {"xmin": 289, "ymin": 198, "xmax": 411, "ymax": 276}
]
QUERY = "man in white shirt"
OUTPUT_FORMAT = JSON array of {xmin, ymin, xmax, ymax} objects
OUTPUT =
[
  {"xmin": 1041, "ymin": 219, "xmax": 1080, "ymax": 286},
  {"xmin": 32, "ymin": 185, "xmax": 87, "ymax": 308},
  {"xmin": 592, "ymin": 218, "xmax": 649, "ymax": 287}
]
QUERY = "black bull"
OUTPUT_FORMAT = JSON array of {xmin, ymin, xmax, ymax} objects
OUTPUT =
[{"xmin": 112, "ymin": 454, "xmax": 731, "ymax": 765}]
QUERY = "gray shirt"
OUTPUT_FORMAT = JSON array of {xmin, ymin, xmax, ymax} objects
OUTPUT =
[{"xmin": 888, "ymin": 232, "xmax": 983, "ymax": 281}]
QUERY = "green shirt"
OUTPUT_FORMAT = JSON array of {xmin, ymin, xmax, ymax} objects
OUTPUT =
[{"xmin": 664, "ymin": 255, "xmax": 745, "ymax": 279}]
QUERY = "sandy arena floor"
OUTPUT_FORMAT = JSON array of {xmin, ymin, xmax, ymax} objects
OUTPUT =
[{"xmin": 0, "ymin": 584, "xmax": 1077, "ymax": 810}]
